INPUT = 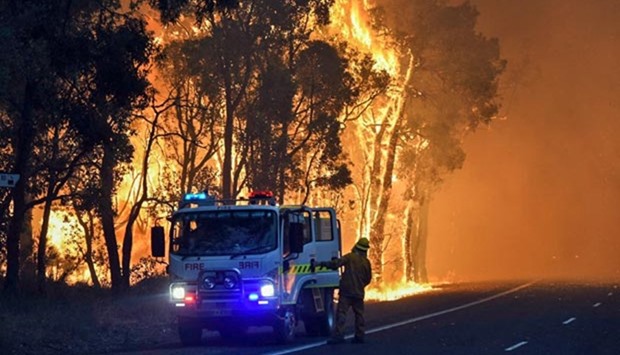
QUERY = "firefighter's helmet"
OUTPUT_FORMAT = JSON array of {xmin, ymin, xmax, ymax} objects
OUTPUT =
[{"xmin": 354, "ymin": 237, "xmax": 370, "ymax": 251}]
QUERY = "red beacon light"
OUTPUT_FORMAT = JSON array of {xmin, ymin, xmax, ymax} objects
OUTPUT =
[{"xmin": 248, "ymin": 190, "xmax": 276, "ymax": 205}]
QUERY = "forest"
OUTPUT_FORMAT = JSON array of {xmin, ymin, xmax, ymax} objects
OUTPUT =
[{"xmin": 0, "ymin": 0, "xmax": 505, "ymax": 295}]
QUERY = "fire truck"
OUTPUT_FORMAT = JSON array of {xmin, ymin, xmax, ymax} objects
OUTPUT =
[{"xmin": 150, "ymin": 191, "xmax": 342, "ymax": 345}]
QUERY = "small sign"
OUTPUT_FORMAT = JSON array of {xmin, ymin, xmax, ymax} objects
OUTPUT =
[{"xmin": 0, "ymin": 173, "xmax": 20, "ymax": 188}]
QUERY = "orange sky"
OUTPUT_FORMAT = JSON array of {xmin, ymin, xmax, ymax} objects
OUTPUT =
[{"xmin": 427, "ymin": 0, "xmax": 620, "ymax": 282}]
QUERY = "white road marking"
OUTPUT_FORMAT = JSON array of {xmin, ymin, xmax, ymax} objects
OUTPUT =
[
  {"xmin": 608, "ymin": 292, "xmax": 613, "ymax": 296},
  {"xmin": 593, "ymin": 302, "xmax": 602, "ymax": 308},
  {"xmin": 505, "ymin": 341, "xmax": 528, "ymax": 352},
  {"xmin": 563, "ymin": 317, "xmax": 576, "ymax": 325},
  {"xmin": 265, "ymin": 281, "xmax": 537, "ymax": 355}
]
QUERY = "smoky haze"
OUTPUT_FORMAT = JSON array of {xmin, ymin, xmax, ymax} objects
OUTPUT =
[{"xmin": 427, "ymin": 0, "xmax": 620, "ymax": 282}]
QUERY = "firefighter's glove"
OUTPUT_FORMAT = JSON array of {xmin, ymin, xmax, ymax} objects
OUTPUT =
[{"xmin": 318, "ymin": 261, "xmax": 329, "ymax": 269}]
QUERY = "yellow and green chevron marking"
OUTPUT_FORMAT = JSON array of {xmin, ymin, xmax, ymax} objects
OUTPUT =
[{"xmin": 287, "ymin": 264, "xmax": 331, "ymax": 274}]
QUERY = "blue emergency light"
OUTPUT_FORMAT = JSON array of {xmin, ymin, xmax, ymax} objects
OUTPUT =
[{"xmin": 182, "ymin": 192, "xmax": 215, "ymax": 206}]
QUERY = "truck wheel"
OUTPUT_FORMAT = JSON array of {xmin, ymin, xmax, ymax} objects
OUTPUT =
[
  {"xmin": 317, "ymin": 289, "xmax": 335, "ymax": 336},
  {"xmin": 303, "ymin": 289, "xmax": 335, "ymax": 337},
  {"xmin": 178, "ymin": 318, "xmax": 202, "ymax": 346},
  {"xmin": 274, "ymin": 309, "xmax": 296, "ymax": 344}
]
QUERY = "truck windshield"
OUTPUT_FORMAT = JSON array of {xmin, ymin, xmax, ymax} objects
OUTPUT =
[{"xmin": 171, "ymin": 210, "xmax": 277, "ymax": 256}]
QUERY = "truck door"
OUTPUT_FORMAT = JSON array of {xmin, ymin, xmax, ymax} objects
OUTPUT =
[
  {"xmin": 281, "ymin": 209, "xmax": 314, "ymax": 303},
  {"xmin": 312, "ymin": 208, "xmax": 342, "ymax": 266}
]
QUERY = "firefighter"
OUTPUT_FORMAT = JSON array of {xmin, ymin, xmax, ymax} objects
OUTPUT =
[{"xmin": 319, "ymin": 237, "xmax": 372, "ymax": 344}]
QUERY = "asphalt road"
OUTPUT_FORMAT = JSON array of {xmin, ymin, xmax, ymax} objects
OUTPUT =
[{"xmin": 122, "ymin": 280, "xmax": 620, "ymax": 355}]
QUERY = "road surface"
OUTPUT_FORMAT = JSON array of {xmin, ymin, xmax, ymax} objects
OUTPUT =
[{"xmin": 117, "ymin": 280, "xmax": 620, "ymax": 355}]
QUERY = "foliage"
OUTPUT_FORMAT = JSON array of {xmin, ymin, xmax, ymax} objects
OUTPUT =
[
  {"xmin": 0, "ymin": 0, "xmax": 155, "ymax": 292},
  {"xmin": 130, "ymin": 257, "xmax": 167, "ymax": 285},
  {"xmin": 0, "ymin": 0, "xmax": 505, "ymax": 290},
  {"xmin": 153, "ymin": 0, "xmax": 360, "ymax": 203},
  {"xmin": 373, "ymin": 0, "xmax": 506, "ymax": 282},
  {"xmin": 363, "ymin": 0, "xmax": 506, "ymax": 197}
]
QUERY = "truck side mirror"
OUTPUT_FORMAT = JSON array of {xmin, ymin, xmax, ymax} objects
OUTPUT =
[
  {"xmin": 151, "ymin": 226, "xmax": 166, "ymax": 257},
  {"xmin": 289, "ymin": 222, "xmax": 304, "ymax": 254}
]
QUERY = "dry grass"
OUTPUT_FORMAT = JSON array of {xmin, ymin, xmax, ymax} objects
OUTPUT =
[{"xmin": 0, "ymin": 277, "xmax": 177, "ymax": 354}]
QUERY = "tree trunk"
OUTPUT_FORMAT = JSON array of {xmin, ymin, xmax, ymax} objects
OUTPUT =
[
  {"xmin": 413, "ymin": 193, "xmax": 430, "ymax": 283},
  {"xmin": 76, "ymin": 210, "xmax": 101, "ymax": 289},
  {"xmin": 222, "ymin": 69, "xmax": 234, "ymax": 200},
  {"xmin": 366, "ymin": 54, "xmax": 414, "ymax": 282},
  {"xmin": 20, "ymin": 205, "xmax": 35, "ymax": 288},
  {"xmin": 121, "ymin": 226, "xmax": 133, "ymax": 288},
  {"xmin": 121, "ymin": 111, "xmax": 157, "ymax": 288},
  {"xmin": 367, "ymin": 121, "xmax": 387, "ymax": 236},
  {"xmin": 100, "ymin": 143, "xmax": 122, "ymax": 291},
  {"xmin": 36, "ymin": 126, "xmax": 60, "ymax": 294},
  {"xmin": 4, "ymin": 82, "xmax": 34, "ymax": 294},
  {"xmin": 36, "ymin": 196, "xmax": 53, "ymax": 294},
  {"xmin": 403, "ymin": 199, "xmax": 416, "ymax": 282},
  {"xmin": 369, "ymin": 120, "xmax": 401, "ymax": 283}
]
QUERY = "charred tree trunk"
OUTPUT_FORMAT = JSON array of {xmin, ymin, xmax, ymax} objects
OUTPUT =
[
  {"xmin": 76, "ymin": 210, "xmax": 101, "ymax": 289},
  {"xmin": 20, "ymin": 206, "xmax": 35, "ymax": 288},
  {"xmin": 221, "ymin": 52, "xmax": 253, "ymax": 201},
  {"xmin": 413, "ymin": 193, "xmax": 430, "ymax": 283},
  {"xmin": 121, "ymin": 227, "xmax": 133, "ymax": 288},
  {"xmin": 222, "ymin": 66, "xmax": 234, "ymax": 200},
  {"xmin": 100, "ymin": 143, "xmax": 122, "ymax": 291},
  {"xmin": 36, "ymin": 195, "xmax": 53, "ymax": 294},
  {"xmin": 85, "ymin": 214, "xmax": 101, "ymax": 289},
  {"xmin": 4, "ymin": 82, "xmax": 34, "ymax": 294},
  {"xmin": 121, "ymin": 111, "xmax": 158, "ymax": 287},
  {"xmin": 36, "ymin": 126, "xmax": 61, "ymax": 294}
]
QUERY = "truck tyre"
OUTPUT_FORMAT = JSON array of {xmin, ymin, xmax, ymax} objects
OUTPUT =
[
  {"xmin": 178, "ymin": 318, "xmax": 202, "ymax": 346},
  {"xmin": 317, "ymin": 289, "xmax": 335, "ymax": 336},
  {"xmin": 303, "ymin": 289, "xmax": 335, "ymax": 337},
  {"xmin": 274, "ymin": 309, "xmax": 296, "ymax": 344}
]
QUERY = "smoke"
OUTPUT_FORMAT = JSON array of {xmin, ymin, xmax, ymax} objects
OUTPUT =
[{"xmin": 427, "ymin": 0, "xmax": 620, "ymax": 281}]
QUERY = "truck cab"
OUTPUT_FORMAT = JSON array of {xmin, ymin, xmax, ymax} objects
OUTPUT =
[{"xmin": 151, "ymin": 191, "xmax": 341, "ymax": 345}]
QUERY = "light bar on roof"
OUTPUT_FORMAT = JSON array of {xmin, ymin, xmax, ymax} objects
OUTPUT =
[{"xmin": 181, "ymin": 191, "xmax": 215, "ymax": 206}]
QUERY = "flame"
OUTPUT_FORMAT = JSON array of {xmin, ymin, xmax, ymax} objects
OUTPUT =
[
  {"xmin": 36, "ymin": 1, "xmax": 424, "ymax": 296},
  {"xmin": 350, "ymin": 3, "xmax": 372, "ymax": 48},
  {"xmin": 46, "ymin": 210, "xmax": 76, "ymax": 249},
  {"xmin": 331, "ymin": 0, "xmax": 399, "ymax": 76},
  {"xmin": 39, "ymin": 210, "xmax": 99, "ymax": 284},
  {"xmin": 366, "ymin": 280, "xmax": 434, "ymax": 302}
]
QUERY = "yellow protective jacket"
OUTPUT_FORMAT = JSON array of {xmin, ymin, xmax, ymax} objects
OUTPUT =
[{"xmin": 323, "ymin": 250, "xmax": 372, "ymax": 299}]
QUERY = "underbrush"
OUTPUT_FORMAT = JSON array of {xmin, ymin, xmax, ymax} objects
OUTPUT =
[{"xmin": 0, "ymin": 277, "xmax": 176, "ymax": 354}]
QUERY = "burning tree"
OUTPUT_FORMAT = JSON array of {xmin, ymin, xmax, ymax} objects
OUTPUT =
[
  {"xmin": 327, "ymin": 0, "xmax": 504, "ymax": 285},
  {"xmin": 0, "ymin": 0, "xmax": 505, "ymax": 294},
  {"xmin": 150, "ymin": 0, "xmax": 381, "ymax": 204}
]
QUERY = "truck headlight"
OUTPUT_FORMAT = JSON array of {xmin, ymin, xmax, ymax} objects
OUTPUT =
[
  {"xmin": 171, "ymin": 286, "xmax": 185, "ymax": 300},
  {"xmin": 260, "ymin": 282, "xmax": 275, "ymax": 297},
  {"xmin": 223, "ymin": 276, "xmax": 236, "ymax": 289},
  {"xmin": 202, "ymin": 276, "xmax": 216, "ymax": 289}
]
